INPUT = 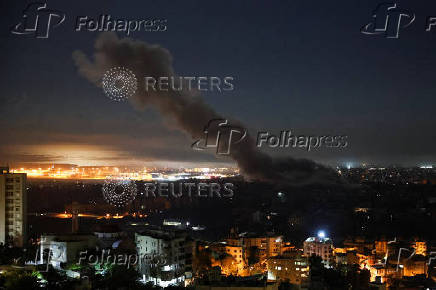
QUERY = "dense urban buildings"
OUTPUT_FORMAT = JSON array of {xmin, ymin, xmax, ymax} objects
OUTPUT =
[
  {"xmin": 266, "ymin": 250, "xmax": 309, "ymax": 285},
  {"xmin": 0, "ymin": 166, "xmax": 435, "ymax": 289},
  {"xmin": 4, "ymin": 0, "xmax": 436, "ymax": 289}
]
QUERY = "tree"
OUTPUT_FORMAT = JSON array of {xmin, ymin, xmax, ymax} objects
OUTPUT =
[
  {"xmin": 3, "ymin": 270, "xmax": 39, "ymax": 290},
  {"xmin": 308, "ymin": 255, "xmax": 347, "ymax": 290},
  {"xmin": 193, "ymin": 249, "xmax": 212, "ymax": 277},
  {"xmin": 102, "ymin": 264, "xmax": 142, "ymax": 290},
  {"xmin": 247, "ymin": 246, "xmax": 260, "ymax": 265},
  {"xmin": 346, "ymin": 264, "xmax": 370, "ymax": 290},
  {"xmin": 40, "ymin": 265, "xmax": 71, "ymax": 289}
]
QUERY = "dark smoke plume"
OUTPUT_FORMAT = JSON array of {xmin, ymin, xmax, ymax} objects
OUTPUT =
[{"xmin": 73, "ymin": 33, "xmax": 339, "ymax": 185}]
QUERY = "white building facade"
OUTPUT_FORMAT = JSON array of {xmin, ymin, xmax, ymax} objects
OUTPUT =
[
  {"xmin": 0, "ymin": 169, "xmax": 27, "ymax": 247},
  {"xmin": 135, "ymin": 230, "xmax": 188, "ymax": 287},
  {"xmin": 303, "ymin": 236, "xmax": 333, "ymax": 267}
]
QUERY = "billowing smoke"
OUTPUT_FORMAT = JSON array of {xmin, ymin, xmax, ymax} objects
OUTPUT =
[{"xmin": 73, "ymin": 33, "xmax": 339, "ymax": 185}]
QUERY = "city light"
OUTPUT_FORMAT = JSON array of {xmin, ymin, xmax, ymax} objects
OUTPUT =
[
  {"xmin": 317, "ymin": 231, "xmax": 326, "ymax": 239},
  {"xmin": 9, "ymin": 165, "xmax": 238, "ymax": 180},
  {"xmin": 2, "ymin": 2, "xmax": 435, "ymax": 288}
]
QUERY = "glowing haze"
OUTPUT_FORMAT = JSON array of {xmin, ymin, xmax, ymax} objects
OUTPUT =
[{"xmin": 73, "ymin": 33, "xmax": 338, "ymax": 185}]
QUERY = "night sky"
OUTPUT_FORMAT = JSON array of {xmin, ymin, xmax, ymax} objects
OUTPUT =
[{"xmin": 1, "ymin": 0, "xmax": 436, "ymax": 168}]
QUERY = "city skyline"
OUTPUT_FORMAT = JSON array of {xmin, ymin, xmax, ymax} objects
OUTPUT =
[{"xmin": 3, "ymin": 1, "xmax": 436, "ymax": 289}]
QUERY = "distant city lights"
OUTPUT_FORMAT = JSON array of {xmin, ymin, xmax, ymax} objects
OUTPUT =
[
  {"xmin": 420, "ymin": 165, "xmax": 433, "ymax": 169},
  {"xmin": 10, "ymin": 165, "xmax": 239, "ymax": 180}
]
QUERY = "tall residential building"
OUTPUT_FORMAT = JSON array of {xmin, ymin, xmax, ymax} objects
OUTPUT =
[
  {"xmin": 303, "ymin": 235, "xmax": 333, "ymax": 267},
  {"xmin": 0, "ymin": 167, "xmax": 27, "ymax": 247},
  {"xmin": 135, "ymin": 228, "xmax": 191, "ymax": 287}
]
